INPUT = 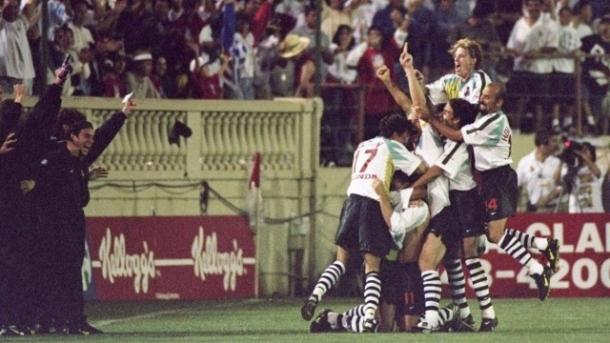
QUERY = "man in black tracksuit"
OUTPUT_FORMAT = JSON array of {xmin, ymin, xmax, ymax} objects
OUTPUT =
[
  {"xmin": 30, "ymin": 100, "xmax": 132, "ymax": 335},
  {"xmin": 0, "ymin": 67, "xmax": 70, "ymax": 336}
]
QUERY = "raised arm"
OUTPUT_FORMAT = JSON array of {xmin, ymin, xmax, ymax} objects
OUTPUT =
[{"xmin": 376, "ymin": 65, "xmax": 413, "ymax": 113}]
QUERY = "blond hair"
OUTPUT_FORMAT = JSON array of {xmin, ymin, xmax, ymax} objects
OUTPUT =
[{"xmin": 449, "ymin": 38, "xmax": 483, "ymax": 70}]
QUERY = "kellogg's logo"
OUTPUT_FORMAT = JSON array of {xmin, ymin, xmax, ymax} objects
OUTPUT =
[
  {"xmin": 98, "ymin": 228, "xmax": 156, "ymax": 294},
  {"xmin": 191, "ymin": 226, "xmax": 247, "ymax": 292}
]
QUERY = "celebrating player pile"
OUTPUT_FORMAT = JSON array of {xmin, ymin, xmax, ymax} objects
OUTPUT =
[{"xmin": 301, "ymin": 39, "xmax": 560, "ymax": 334}]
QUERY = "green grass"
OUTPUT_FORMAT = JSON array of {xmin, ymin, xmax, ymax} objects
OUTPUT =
[{"xmin": 8, "ymin": 298, "xmax": 610, "ymax": 342}]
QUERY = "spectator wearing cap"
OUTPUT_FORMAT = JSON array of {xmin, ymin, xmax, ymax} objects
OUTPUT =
[
  {"xmin": 273, "ymin": 33, "xmax": 315, "ymax": 97},
  {"xmin": 190, "ymin": 52, "xmax": 229, "ymax": 99},
  {"xmin": 0, "ymin": 0, "xmax": 38, "ymax": 95},
  {"xmin": 126, "ymin": 51, "xmax": 161, "ymax": 98}
]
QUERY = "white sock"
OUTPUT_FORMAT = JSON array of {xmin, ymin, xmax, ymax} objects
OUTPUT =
[
  {"xmin": 527, "ymin": 259, "xmax": 544, "ymax": 275},
  {"xmin": 532, "ymin": 237, "xmax": 548, "ymax": 251},
  {"xmin": 482, "ymin": 307, "xmax": 496, "ymax": 319}
]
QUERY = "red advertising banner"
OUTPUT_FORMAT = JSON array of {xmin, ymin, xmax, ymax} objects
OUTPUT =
[
  {"xmin": 83, "ymin": 216, "xmax": 256, "ymax": 300},
  {"xmin": 449, "ymin": 213, "xmax": 610, "ymax": 298}
]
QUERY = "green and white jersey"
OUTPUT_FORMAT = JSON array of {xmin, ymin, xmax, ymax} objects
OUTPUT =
[
  {"xmin": 426, "ymin": 70, "xmax": 491, "ymax": 105},
  {"xmin": 347, "ymin": 137, "xmax": 422, "ymax": 201},
  {"xmin": 436, "ymin": 140, "xmax": 477, "ymax": 191},
  {"xmin": 461, "ymin": 111, "xmax": 512, "ymax": 171}
]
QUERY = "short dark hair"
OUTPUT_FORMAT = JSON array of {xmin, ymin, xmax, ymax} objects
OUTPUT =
[
  {"xmin": 68, "ymin": 120, "xmax": 93, "ymax": 139},
  {"xmin": 534, "ymin": 129, "xmax": 552, "ymax": 146},
  {"xmin": 448, "ymin": 98, "xmax": 478, "ymax": 127},
  {"xmin": 379, "ymin": 113, "xmax": 409, "ymax": 138},
  {"xmin": 56, "ymin": 109, "xmax": 86, "ymax": 139}
]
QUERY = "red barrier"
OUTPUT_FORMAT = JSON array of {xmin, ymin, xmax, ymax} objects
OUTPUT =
[
  {"xmin": 83, "ymin": 216, "xmax": 256, "ymax": 300},
  {"xmin": 446, "ymin": 214, "xmax": 610, "ymax": 298}
]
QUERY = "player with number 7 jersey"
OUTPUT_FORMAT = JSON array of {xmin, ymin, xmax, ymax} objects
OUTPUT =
[
  {"xmin": 347, "ymin": 136, "xmax": 423, "ymax": 202},
  {"xmin": 301, "ymin": 114, "xmax": 426, "ymax": 332}
]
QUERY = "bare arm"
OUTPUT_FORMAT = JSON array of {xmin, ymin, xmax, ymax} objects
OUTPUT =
[
  {"xmin": 376, "ymin": 65, "xmax": 413, "ymax": 113},
  {"xmin": 400, "ymin": 44, "xmax": 427, "ymax": 112},
  {"xmin": 417, "ymin": 108, "xmax": 464, "ymax": 142},
  {"xmin": 411, "ymin": 165, "xmax": 443, "ymax": 189},
  {"xmin": 373, "ymin": 179, "xmax": 394, "ymax": 228}
]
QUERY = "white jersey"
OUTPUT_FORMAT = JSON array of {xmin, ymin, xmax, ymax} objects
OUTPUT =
[
  {"xmin": 348, "ymin": 136, "xmax": 422, "ymax": 201},
  {"xmin": 388, "ymin": 188, "xmax": 429, "ymax": 250},
  {"xmin": 415, "ymin": 124, "xmax": 450, "ymax": 217},
  {"xmin": 436, "ymin": 140, "xmax": 477, "ymax": 191},
  {"xmin": 461, "ymin": 111, "xmax": 512, "ymax": 171},
  {"xmin": 516, "ymin": 151, "xmax": 561, "ymax": 206},
  {"xmin": 563, "ymin": 165, "xmax": 605, "ymax": 213},
  {"xmin": 426, "ymin": 70, "xmax": 491, "ymax": 106}
]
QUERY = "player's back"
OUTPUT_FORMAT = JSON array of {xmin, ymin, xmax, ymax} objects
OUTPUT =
[{"xmin": 347, "ymin": 137, "xmax": 421, "ymax": 201}]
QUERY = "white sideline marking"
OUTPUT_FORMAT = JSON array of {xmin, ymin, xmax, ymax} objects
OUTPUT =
[{"xmin": 94, "ymin": 309, "xmax": 181, "ymax": 327}]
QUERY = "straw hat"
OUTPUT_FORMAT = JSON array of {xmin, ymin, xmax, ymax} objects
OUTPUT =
[{"xmin": 279, "ymin": 34, "xmax": 310, "ymax": 59}]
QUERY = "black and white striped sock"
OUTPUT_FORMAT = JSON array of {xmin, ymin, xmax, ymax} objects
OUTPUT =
[
  {"xmin": 506, "ymin": 228, "xmax": 548, "ymax": 251},
  {"xmin": 421, "ymin": 270, "xmax": 442, "ymax": 328},
  {"xmin": 363, "ymin": 271, "xmax": 381, "ymax": 320},
  {"xmin": 445, "ymin": 258, "xmax": 471, "ymax": 319},
  {"xmin": 342, "ymin": 304, "xmax": 366, "ymax": 332},
  {"xmin": 499, "ymin": 229, "xmax": 543, "ymax": 275},
  {"xmin": 310, "ymin": 261, "xmax": 346, "ymax": 302},
  {"xmin": 465, "ymin": 257, "xmax": 495, "ymax": 319}
]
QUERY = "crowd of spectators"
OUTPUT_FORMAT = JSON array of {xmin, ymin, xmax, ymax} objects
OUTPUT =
[{"xmin": 0, "ymin": 0, "xmax": 609, "ymax": 146}]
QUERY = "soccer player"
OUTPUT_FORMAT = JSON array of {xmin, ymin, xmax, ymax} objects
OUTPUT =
[
  {"xmin": 410, "ymin": 98, "xmax": 498, "ymax": 331},
  {"xmin": 415, "ymin": 82, "xmax": 559, "ymax": 301},
  {"xmin": 301, "ymin": 113, "xmax": 426, "ymax": 332}
]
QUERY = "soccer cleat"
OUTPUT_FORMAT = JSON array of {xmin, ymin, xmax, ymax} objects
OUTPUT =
[
  {"xmin": 479, "ymin": 317, "xmax": 498, "ymax": 332},
  {"xmin": 531, "ymin": 266, "xmax": 553, "ymax": 301},
  {"xmin": 456, "ymin": 314, "xmax": 477, "ymax": 332},
  {"xmin": 543, "ymin": 238, "xmax": 560, "ymax": 272},
  {"xmin": 301, "ymin": 297, "xmax": 318, "ymax": 321},
  {"xmin": 412, "ymin": 319, "xmax": 435, "ymax": 333},
  {"xmin": 309, "ymin": 309, "xmax": 332, "ymax": 333},
  {"xmin": 0, "ymin": 325, "xmax": 26, "ymax": 336},
  {"xmin": 361, "ymin": 317, "xmax": 378, "ymax": 333}
]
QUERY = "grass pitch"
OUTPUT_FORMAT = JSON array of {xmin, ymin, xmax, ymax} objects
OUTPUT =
[{"xmin": 9, "ymin": 298, "xmax": 610, "ymax": 342}]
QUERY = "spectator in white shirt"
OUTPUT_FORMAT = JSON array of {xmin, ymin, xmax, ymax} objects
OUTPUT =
[
  {"xmin": 551, "ymin": 6, "xmax": 581, "ymax": 131},
  {"xmin": 0, "ymin": 0, "xmax": 38, "ymax": 95},
  {"xmin": 505, "ymin": 0, "xmax": 559, "ymax": 132},
  {"xmin": 516, "ymin": 129, "xmax": 562, "ymax": 212}
]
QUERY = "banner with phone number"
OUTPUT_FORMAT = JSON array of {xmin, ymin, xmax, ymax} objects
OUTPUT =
[{"xmin": 449, "ymin": 213, "xmax": 610, "ymax": 298}]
